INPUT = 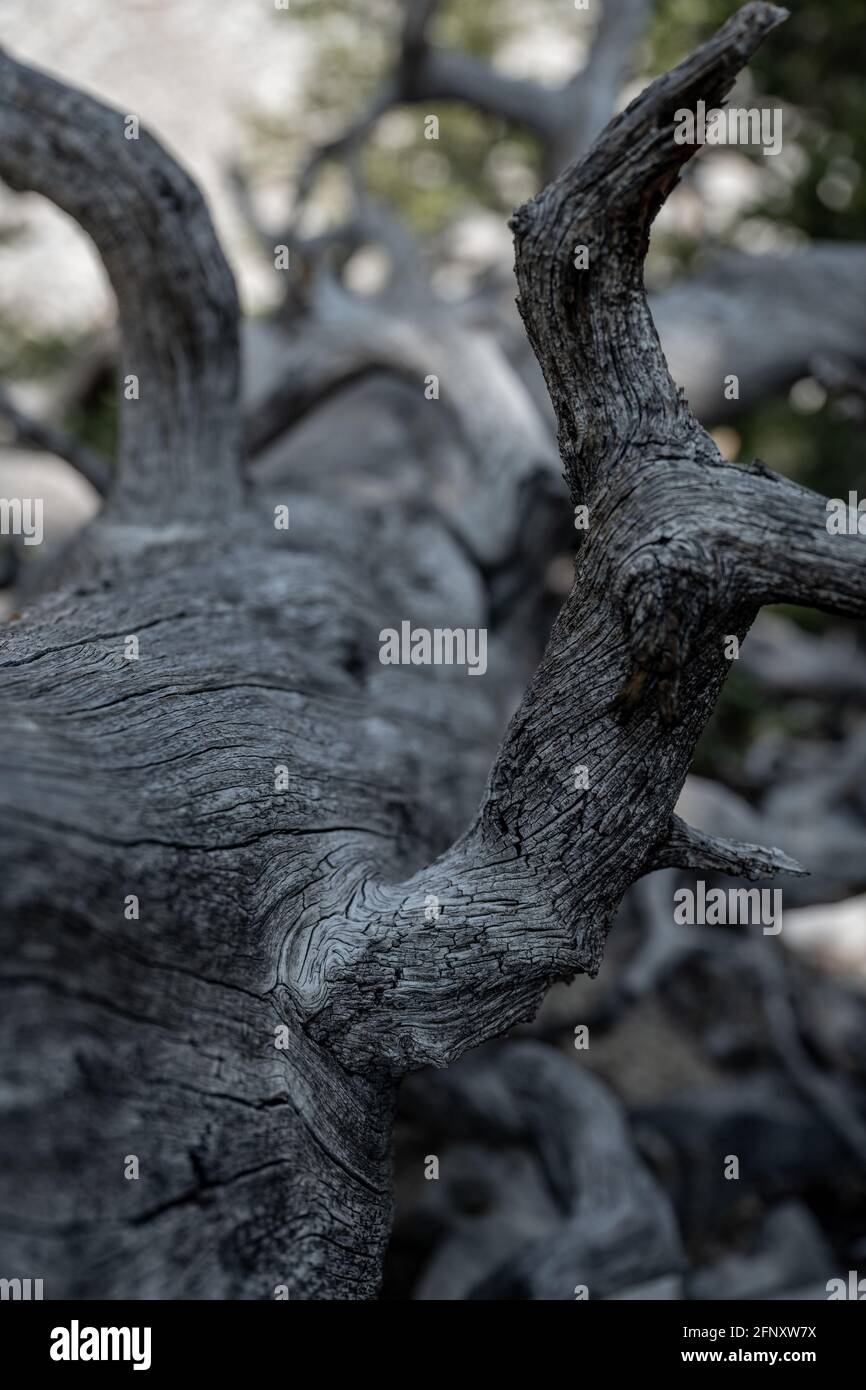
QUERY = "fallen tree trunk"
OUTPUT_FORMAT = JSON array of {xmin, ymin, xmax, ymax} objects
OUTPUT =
[{"xmin": 1, "ymin": 4, "xmax": 863, "ymax": 1300}]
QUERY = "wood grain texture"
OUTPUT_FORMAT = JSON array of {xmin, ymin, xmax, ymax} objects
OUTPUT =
[{"xmin": 1, "ymin": 4, "xmax": 862, "ymax": 1299}]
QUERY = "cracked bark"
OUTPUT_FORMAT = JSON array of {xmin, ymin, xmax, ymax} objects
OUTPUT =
[{"xmin": 1, "ymin": 4, "xmax": 863, "ymax": 1300}]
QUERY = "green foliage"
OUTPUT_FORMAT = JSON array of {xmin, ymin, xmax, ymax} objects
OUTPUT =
[
  {"xmin": 691, "ymin": 658, "xmax": 767, "ymax": 780},
  {"xmin": 650, "ymin": 0, "xmax": 866, "ymax": 687},
  {"xmin": 361, "ymin": 112, "xmax": 537, "ymax": 236},
  {"xmin": 735, "ymin": 393, "xmax": 865, "ymax": 498},
  {"xmin": 252, "ymin": 0, "xmax": 575, "ymax": 232},
  {"xmin": 0, "ymin": 311, "xmax": 81, "ymax": 381},
  {"xmin": 66, "ymin": 380, "xmax": 117, "ymax": 463},
  {"xmin": 691, "ymin": 629, "xmax": 836, "ymax": 781},
  {"xmin": 0, "ymin": 308, "xmax": 117, "ymax": 460}
]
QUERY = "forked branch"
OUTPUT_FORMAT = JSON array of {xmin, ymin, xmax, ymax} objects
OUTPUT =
[{"xmin": 279, "ymin": 4, "xmax": 866, "ymax": 1079}]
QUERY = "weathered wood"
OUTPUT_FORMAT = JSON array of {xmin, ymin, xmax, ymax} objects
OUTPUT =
[
  {"xmin": 0, "ymin": 47, "xmax": 241, "ymax": 522},
  {"xmin": 1, "ymin": 3, "xmax": 864, "ymax": 1300}
]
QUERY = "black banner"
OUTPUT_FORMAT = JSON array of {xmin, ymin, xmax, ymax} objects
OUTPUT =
[{"xmin": 1, "ymin": 1298, "xmax": 863, "ymax": 1376}]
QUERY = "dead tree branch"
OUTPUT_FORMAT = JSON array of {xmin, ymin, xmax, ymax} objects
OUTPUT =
[
  {"xmin": 1, "ymin": 4, "xmax": 861, "ymax": 1301},
  {"xmin": 0, "ymin": 47, "xmax": 242, "ymax": 521},
  {"xmin": 277, "ymin": 4, "xmax": 866, "ymax": 1080}
]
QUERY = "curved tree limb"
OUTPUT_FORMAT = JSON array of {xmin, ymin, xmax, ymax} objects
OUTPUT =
[
  {"xmin": 1, "ymin": 5, "xmax": 862, "ymax": 1303},
  {"xmin": 0, "ymin": 48, "xmax": 242, "ymax": 522},
  {"xmin": 276, "ymin": 3, "xmax": 866, "ymax": 1079}
]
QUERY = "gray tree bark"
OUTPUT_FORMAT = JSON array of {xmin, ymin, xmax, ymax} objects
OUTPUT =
[{"xmin": 1, "ymin": 3, "xmax": 863, "ymax": 1300}]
